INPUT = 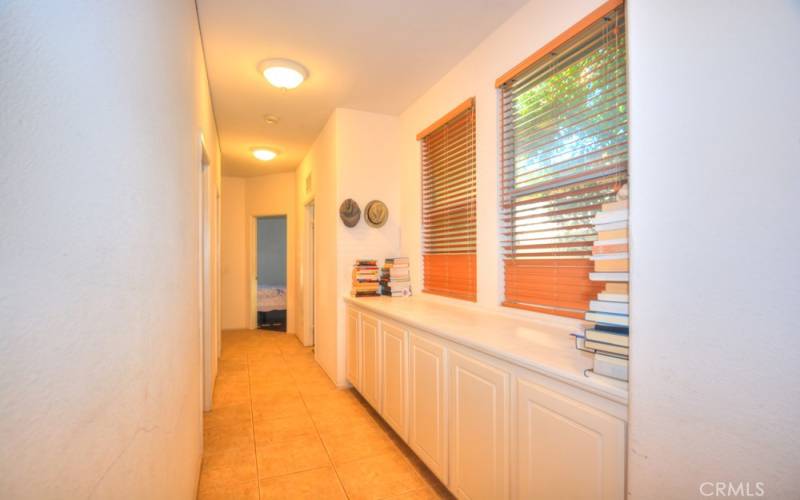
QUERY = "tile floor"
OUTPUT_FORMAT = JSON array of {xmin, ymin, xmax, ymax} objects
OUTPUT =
[{"xmin": 198, "ymin": 329, "xmax": 453, "ymax": 500}]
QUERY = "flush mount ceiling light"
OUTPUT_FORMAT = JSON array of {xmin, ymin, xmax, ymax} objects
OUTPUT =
[
  {"xmin": 251, "ymin": 147, "xmax": 278, "ymax": 162},
  {"xmin": 258, "ymin": 58, "xmax": 308, "ymax": 90},
  {"xmin": 263, "ymin": 114, "xmax": 280, "ymax": 125}
]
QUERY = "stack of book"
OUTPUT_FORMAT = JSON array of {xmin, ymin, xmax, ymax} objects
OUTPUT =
[
  {"xmin": 351, "ymin": 259, "xmax": 380, "ymax": 297},
  {"xmin": 577, "ymin": 185, "xmax": 630, "ymax": 382},
  {"xmin": 380, "ymin": 257, "xmax": 412, "ymax": 297}
]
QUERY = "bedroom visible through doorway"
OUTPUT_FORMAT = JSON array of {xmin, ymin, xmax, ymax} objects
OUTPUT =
[{"xmin": 255, "ymin": 215, "xmax": 287, "ymax": 332}]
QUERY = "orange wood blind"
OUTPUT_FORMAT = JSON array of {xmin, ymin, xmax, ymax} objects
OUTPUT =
[
  {"xmin": 499, "ymin": 3, "xmax": 627, "ymax": 318},
  {"xmin": 419, "ymin": 99, "xmax": 476, "ymax": 301}
]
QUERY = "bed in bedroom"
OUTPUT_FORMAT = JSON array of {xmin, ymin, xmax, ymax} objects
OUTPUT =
[{"xmin": 257, "ymin": 285, "xmax": 287, "ymax": 331}]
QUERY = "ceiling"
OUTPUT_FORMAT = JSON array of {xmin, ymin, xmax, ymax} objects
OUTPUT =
[{"xmin": 196, "ymin": 0, "xmax": 529, "ymax": 177}]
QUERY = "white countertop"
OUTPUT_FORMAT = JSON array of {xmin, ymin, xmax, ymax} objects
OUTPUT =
[{"xmin": 344, "ymin": 295, "xmax": 628, "ymax": 404}]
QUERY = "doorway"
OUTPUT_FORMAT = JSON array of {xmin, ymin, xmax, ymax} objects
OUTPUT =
[
  {"xmin": 302, "ymin": 202, "xmax": 315, "ymax": 346},
  {"xmin": 254, "ymin": 215, "xmax": 288, "ymax": 332},
  {"xmin": 199, "ymin": 141, "xmax": 217, "ymax": 412}
]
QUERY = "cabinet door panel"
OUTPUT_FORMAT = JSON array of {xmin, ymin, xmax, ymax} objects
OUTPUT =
[
  {"xmin": 346, "ymin": 308, "xmax": 360, "ymax": 389},
  {"xmin": 380, "ymin": 322, "xmax": 407, "ymax": 439},
  {"xmin": 360, "ymin": 314, "xmax": 381, "ymax": 409},
  {"xmin": 408, "ymin": 333, "xmax": 447, "ymax": 483},
  {"xmin": 516, "ymin": 378, "xmax": 626, "ymax": 500},
  {"xmin": 449, "ymin": 350, "xmax": 509, "ymax": 499}
]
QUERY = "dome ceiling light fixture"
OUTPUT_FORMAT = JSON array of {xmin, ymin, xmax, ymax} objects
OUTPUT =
[
  {"xmin": 258, "ymin": 58, "xmax": 308, "ymax": 90},
  {"xmin": 263, "ymin": 114, "xmax": 280, "ymax": 125},
  {"xmin": 251, "ymin": 147, "xmax": 278, "ymax": 162}
]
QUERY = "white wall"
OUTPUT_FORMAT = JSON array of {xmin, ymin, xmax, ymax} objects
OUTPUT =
[
  {"xmin": 334, "ymin": 109, "xmax": 401, "ymax": 385},
  {"xmin": 220, "ymin": 172, "xmax": 297, "ymax": 331},
  {"xmin": 296, "ymin": 114, "xmax": 339, "ymax": 377},
  {"xmin": 245, "ymin": 172, "xmax": 297, "ymax": 331},
  {"xmin": 0, "ymin": 1, "xmax": 222, "ymax": 498},
  {"xmin": 295, "ymin": 109, "xmax": 401, "ymax": 385},
  {"xmin": 398, "ymin": 0, "xmax": 605, "ymax": 320},
  {"xmin": 221, "ymin": 177, "xmax": 246, "ymax": 329},
  {"xmin": 626, "ymin": 1, "xmax": 800, "ymax": 498}
]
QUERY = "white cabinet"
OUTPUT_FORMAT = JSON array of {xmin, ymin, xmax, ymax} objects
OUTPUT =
[
  {"xmin": 448, "ymin": 349, "xmax": 509, "ymax": 500},
  {"xmin": 360, "ymin": 313, "xmax": 381, "ymax": 410},
  {"xmin": 346, "ymin": 308, "xmax": 360, "ymax": 389},
  {"xmin": 380, "ymin": 321, "xmax": 408, "ymax": 440},
  {"xmin": 408, "ymin": 332, "xmax": 448, "ymax": 483},
  {"xmin": 345, "ymin": 302, "xmax": 628, "ymax": 500},
  {"xmin": 516, "ymin": 377, "xmax": 626, "ymax": 500}
]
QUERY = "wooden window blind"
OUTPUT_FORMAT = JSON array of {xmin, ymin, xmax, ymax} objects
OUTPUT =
[
  {"xmin": 418, "ymin": 98, "xmax": 477, "ymax": 302},
  {"xmin": 498, "ymin": 0, "xmax": 627, "ymax": 318}
]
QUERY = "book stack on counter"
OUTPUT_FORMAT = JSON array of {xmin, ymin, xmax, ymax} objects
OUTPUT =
[
  {"xmin": 351, "ymin": 259, "xmax": 380, "ymax": 297},
  {"xmin": 575, "ymin": 184, "xmax": 630, "ymax": 384},
  {"xmin": 380, "ymin": 257, "xmax": 412, "ymax": 297}
]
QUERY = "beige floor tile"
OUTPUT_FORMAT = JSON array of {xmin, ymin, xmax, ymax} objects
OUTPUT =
[
  {"xmin": 336, "ymin": 449, "xmax": 426, "ymax": 500},
  {"xmin": 248, "ymin": 352, "xmax": 285, "ymax": 367},
  {"xmin": 249, "ymin": 386, "xmax": 303, "ymax": 405},
  {"xmin": 198, "ymin": 447, "xmax": 258, "ymax": 493},
  {"xmin": 259, "ymin": 466, "xmax": 347, "ymax": 500},
  {"xmin": 220, "ymin": 344, "xmax": 250, "ymax": 361},
  {"xmin": 219, "ymin": 358, "xmax": 249, "ymax": 373},
  {"xmin": 202, "ymin": 444, "xmax": 257, "ymax": 472},
  {"xmin": 304, "ymin": 390, "xmax": 366, "ymax": 417},
  {"xmin": 250, "ymin": 369, "xmax": 296, "ymax": 388},
  {"xmin": 197, "ymin": 480, "xmax": 260, "ymax": 500},
  {"xmin": 211, "ymin": 378, "xmax": 251, "ymax": 409},
  {"xmin": 203, "ymin": 403, "xmax": 252, "ymax": 430},
  {"xmin": 251, "ymin": 396, "xmax": 308, "ymax": 421},
  {"xmin": 318, "ymin": 422, "xmax": 399, "ymax": 465},
  {"xmin": 256, "ymin": 432, "xmax": 331, "ymax": 479},
  {"xmin": 204, "ymin": 331, "xmax": 453, "ymax": 500},
  {"xmin": 296, "ymin": 380, "xmax": 340, "ymax": 398},
  {"xmin": 253, "ymin": 413, "xmax": 317, "ymax": 444},
  {"xmin": 204, "ymin": 421, "xmax": 254, "ymax": 454},
  {"xmin": 312, "ymin": 408, "xmax": 382, "ymax": 436},
  {"xmin": 381, "ymin": 486, "xmax": 451, "ymax": 500}
]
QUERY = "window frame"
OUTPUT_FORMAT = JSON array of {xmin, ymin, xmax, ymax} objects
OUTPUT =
[
  {"xmin": 418, "ymin": 97, "xmax": 477, "ymax": 302},
  {"xmin": 496, "ymin": 0, "xmax": 628, "ymax": 319}
]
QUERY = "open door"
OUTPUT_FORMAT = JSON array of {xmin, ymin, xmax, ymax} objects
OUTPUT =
[
  {"xmin": 199, "ymin": 140, "xmax": 216, "ymax": 411},
  {"xmin": 252, "ymin": 215, "xmax": 288, "ymax": 332},
  {"xmin": 302, "ymin": 201, "xmax": 315, "ymax": 346}
]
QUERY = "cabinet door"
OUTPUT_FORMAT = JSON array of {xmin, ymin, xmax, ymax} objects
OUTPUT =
[
  {"xmin": 360, "ymin": 314, "xmax": 381, "ymax": 409},
  {"xmin": 346, "ymin": 308, "xmax": 360, "ymax": 390},
  {"xmin": 449, "ymin": 350, "xmax": 509, "ymax": 499},
  {"xmin": 408, "ymin": 332, "xmax": 448, "ymax": 483},
  {"xmin": 380, "ymin": 322, "xmax": 408, "ymax": 440},
  {"xmin": 516, "ymin": 378, "xmax": 626, "ymax": 500}
]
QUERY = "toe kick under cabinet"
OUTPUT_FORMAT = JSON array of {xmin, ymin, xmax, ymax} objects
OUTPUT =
[{"xmin": 345, "ymin": 298, "xmax": 628, "ymax": 500}]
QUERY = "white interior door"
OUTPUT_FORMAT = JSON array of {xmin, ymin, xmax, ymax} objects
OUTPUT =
[
  {"xmin": 200, "ymin": 143, "xmax": 215, "ymax": 411},
  {"xmin": 302, "ymin": 202, "xmax": 315, "ymax": 346}
]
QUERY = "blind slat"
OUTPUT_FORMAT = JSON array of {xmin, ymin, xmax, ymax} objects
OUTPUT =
[
  {"xmin": 501, "ymin": 4, "xmax": 627, "ymax": 318},
  {"xmin": 421, "ymin": 102, "xmax": 477, "ymax": 302}
]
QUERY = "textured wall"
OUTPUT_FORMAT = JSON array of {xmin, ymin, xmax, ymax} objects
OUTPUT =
[
  {"xmin": 296, "ymin": 115, "xmax": 339, "ymax": 375},
  {"xmin": 221, "ymin": 177, "xmax": 247, "ymax": 329},
  {"xmin": 626, "ymin": 1, "xmax": 800, "ymax": 498},
  {"xmin": 0, "ymin": 1, "xmax": 221, "ymax": 498},
  {"xmin": 245, "ymin": 172, "xmax": 297, "ymax": 331}
]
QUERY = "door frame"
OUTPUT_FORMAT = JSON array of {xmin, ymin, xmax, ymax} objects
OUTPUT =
[
  {"xmin": 198, "ymin": 136, "xmax": 217, "ymax": 412},
  {"xmin": 249, "ymin": 213, "xmax": 289, "ymax": 330},
  {"xmin": 301, "ymin": 200, "xmax": 315, "ymax": 346}
]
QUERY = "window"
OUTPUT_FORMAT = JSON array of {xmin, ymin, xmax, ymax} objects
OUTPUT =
[
  {"xmin": 418, "ymin": 98, "xmax": 477, "ymax": 301},
  {"xmin": 497, "ymin": 1, "xmax": 627, "ymax": 318}
]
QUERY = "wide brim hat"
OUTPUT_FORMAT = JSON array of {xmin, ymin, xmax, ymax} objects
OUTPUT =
[
  {"xmin": 364, "ymin": 200, "xmax": 388, "ymax": 228},
  {"xmin": 339, "ymin": 198, "xmax": 361, "ymax": 227}
]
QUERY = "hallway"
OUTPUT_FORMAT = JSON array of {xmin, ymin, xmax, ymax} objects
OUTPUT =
[{"xmin": 199, "ymin": 331, "xmax": 451, "ymax": 499}]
